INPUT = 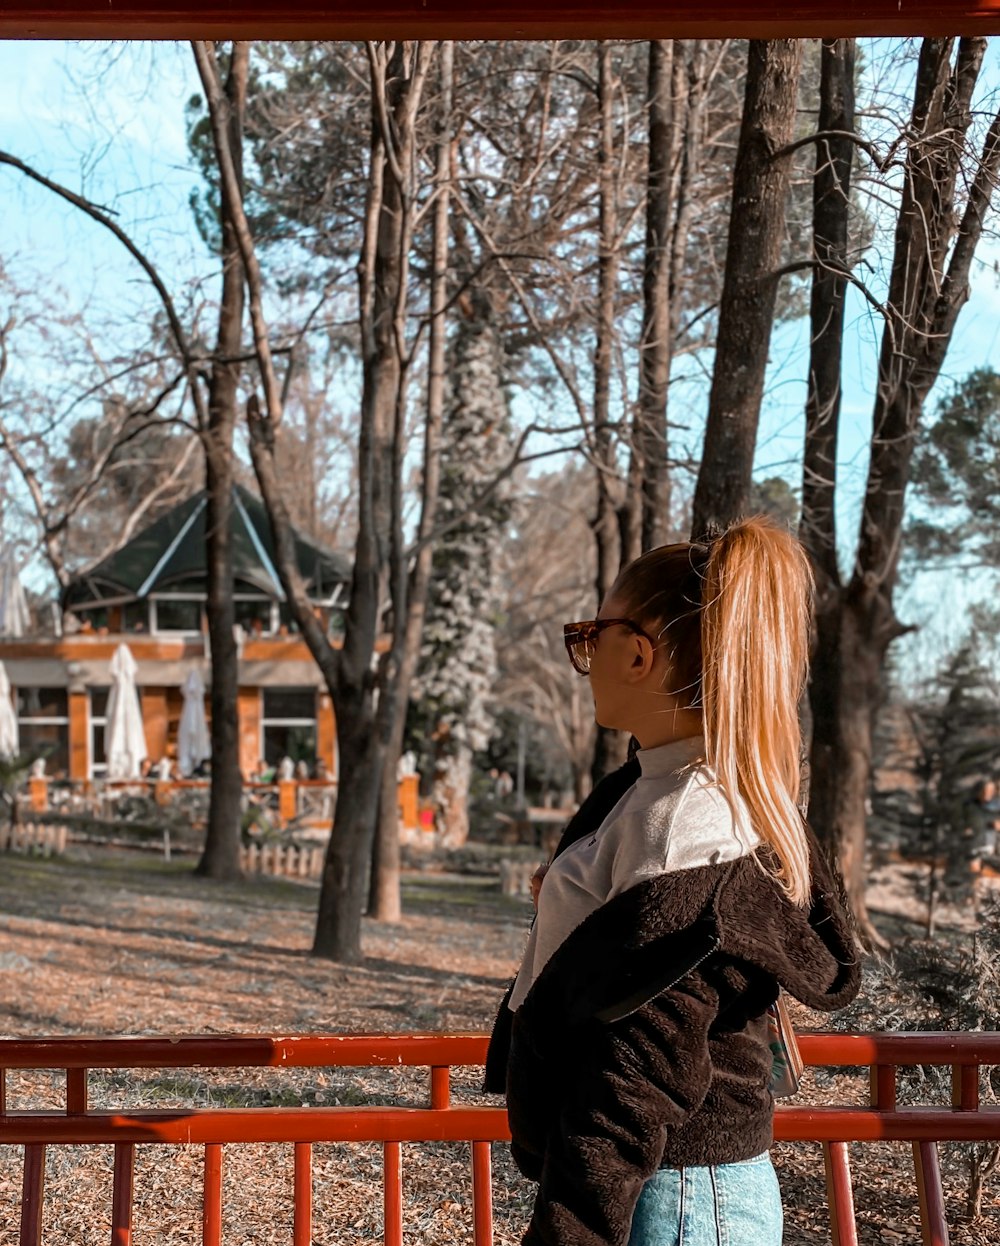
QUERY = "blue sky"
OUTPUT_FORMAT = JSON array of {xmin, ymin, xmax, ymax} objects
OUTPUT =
[
  {"xmin": 1, "ymin": 39, "xmax": 999, "ymax": 671},
  {"xmin": 1, "ymin": 42, "xmax": 208, "ymax": 320}
]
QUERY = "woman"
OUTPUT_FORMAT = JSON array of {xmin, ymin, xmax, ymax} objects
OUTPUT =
[{"xmin": 485, "ymin": 517, "xmax": 861, "ymax": 1246}]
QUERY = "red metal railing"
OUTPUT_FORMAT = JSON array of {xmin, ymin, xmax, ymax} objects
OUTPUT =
[{"xmin": 1, "ymin": 1031, "xmax": 998, "ymax": 1246}]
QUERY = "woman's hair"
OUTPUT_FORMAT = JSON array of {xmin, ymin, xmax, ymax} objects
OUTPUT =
[{"xmin": 613, "ymin": 515, "xmax": 813, "ymax": 905}]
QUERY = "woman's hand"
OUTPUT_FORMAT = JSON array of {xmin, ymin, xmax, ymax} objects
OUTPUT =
[{"xmin": 530, "ymin": 864, "xmax": 550, "ymax": 909}]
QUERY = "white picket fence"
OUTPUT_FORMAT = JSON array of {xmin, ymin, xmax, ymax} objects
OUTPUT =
[
  {"xmin": 0, "ymin": 821, "xmax": 68, "ymax": 857},
  {"xmin": 240, "ymin": 840, "xmax": 325, "ymax": 880},
  {"xmin": 498, "ymin": 858, "xmax": 545, "ymax": 897}
]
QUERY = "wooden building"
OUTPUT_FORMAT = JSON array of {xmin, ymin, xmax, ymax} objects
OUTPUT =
[{"xmin": 0, "ymin": 486, "xmax": 348, "ymax": 783}]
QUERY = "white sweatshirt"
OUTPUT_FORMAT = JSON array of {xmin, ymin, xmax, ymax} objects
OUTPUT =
[{"xmin": 508, "ymin": 734, "xmax": 759, "ymax": 1011}]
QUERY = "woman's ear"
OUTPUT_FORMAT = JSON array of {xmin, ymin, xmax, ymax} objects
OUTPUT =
[{"xmin": 626, "ymin": 634, "xmax": 655, "ymax": 681}]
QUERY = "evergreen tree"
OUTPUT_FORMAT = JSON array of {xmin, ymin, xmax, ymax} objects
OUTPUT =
[
  {"xmin": 409, "ymin": 318, "xmax": 516, "ymax": 845},
  {"xmin": 908, "ymin": 366, "xmax": 1000, "ymax": 567}
]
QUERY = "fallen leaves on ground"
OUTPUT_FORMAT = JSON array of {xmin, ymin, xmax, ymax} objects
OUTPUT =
[{"xmin": 0, "ymin": 848, "xmax": 996, "ymax": 1244}]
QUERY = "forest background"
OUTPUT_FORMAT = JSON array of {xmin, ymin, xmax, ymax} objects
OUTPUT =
[{"xmin": 1, "ymin": 36, "xmax": 999, "ymax": 962}]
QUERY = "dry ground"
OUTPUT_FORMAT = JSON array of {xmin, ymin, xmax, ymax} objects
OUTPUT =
[{"xmin": 0, "ymin": 845, "xmax": 996, "ymax": 1245}]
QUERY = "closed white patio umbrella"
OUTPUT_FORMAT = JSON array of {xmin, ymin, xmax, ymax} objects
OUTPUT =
[
  {"xmin": 106, "ymin": 643, "xmax": 148, "ymax": 780},
  {"xmin": 0, "ymin": 553, "xmax": 30, "ymax": 638},
  {"xmin": 0, "ymin": 661, "xmax": 18, "ymax": 758},
  {"xmin": 177, "ymin": 667, "xmax": 210, "ymax": 777}
]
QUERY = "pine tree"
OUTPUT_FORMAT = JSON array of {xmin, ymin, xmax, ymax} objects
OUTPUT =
[{"xmin": 410, "ymin": 317, "xmax": 515, "ymax": 845}]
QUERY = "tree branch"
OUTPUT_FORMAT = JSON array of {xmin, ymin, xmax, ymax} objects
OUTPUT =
[
  {"xmin": 771, "ymin": 127, "xmax": 904, "ymax": 172},
  {"xmin": 192, "ymin": 40, "xmax": 285, "ymax": 429},
  {"xmin": 0, "ymin": 148, "xmax": 206, "ymax": 429},
  {"xmin": 246, "ymin": 395, "xmax": 341, "ymax": 688}
]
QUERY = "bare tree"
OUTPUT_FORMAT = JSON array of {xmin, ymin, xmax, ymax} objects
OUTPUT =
[
  {"xmin": 690, "ymin": 39, "xmax": 804, "ymax": 536},
  {"xmin": 1, "ymin": 48, "xmax": 252, "ymax": 880},
  {"xmin": 622, "ymin": 40, "xmax": 718, "ymax": 556},
  {"xmin": 589, "ymin": 41, "xmax": 630, "ymax": 786},
  {"xmin": 798, "ymin": 36, "xmax": 857, "ymax": 880},
  {"xmin": 0, "ymin": 329, "xmax": 194, "ymax": 588},
  {"xmin": 493, "ymin": 464, "xmax": 598, "ymax": 803},
  {"xmin": 198, "ymin": 37, "xmax": 438, "ymax": 961},
  {"xmin": 0, "ymin": 263, "xmax": 195, "ymax": 584},
  {"xmin": 622, "ymin": 40, "xmax": 675, "ymax": 565},
  {"xmin": 196, "ymin": 42, "xmax": 250, "ymax": 882},
  {"xmin": 367, "ymin": 41, "xmax": 454, "ymax": 920},
  {"xmin": 806, "ymin": 36, "xmax": 1000, "ymax": 940}
]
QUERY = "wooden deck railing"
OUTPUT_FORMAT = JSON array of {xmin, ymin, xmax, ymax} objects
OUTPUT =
[{"xmin": 2, "ymin": 1031, "xmax": 998, "ymax": 1246}]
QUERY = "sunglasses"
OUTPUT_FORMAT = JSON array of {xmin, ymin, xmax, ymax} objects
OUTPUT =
[{"xmin": 563, "ymin": 618, "xmax": 655, "ymax": 676}]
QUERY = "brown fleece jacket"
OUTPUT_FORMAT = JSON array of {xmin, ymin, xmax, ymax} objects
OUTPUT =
[{"xmin": 484, "ymin": 760, "xmax": 861, "ymax": 1246}]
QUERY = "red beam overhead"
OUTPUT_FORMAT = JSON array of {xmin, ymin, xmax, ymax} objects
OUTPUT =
[{"xmin": 3, "ymin": 0, "xmax": 1000, "ymax": 40}]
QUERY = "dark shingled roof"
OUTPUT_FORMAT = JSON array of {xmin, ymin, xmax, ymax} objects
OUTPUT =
[{"xmin": 65, "ymin": 485, "xmax": 350, "ymax": 608}]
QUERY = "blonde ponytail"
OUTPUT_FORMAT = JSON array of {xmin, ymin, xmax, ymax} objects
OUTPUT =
[{"xmin": 701, "ymin": 517, "xmax": 813, "ymax": 905}]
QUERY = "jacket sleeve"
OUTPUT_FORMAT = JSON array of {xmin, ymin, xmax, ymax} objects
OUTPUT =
[{"xmin": 523, "ymin": 974, "xmax": 719, "ymax": 1246}]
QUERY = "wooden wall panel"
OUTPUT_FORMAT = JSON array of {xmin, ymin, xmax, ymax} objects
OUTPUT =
[
  {"xmin": 140, "ymin": 688, "xmax": 171, "ymax": 765},
  {"xmin": 237, "ymin": 687, "xmax": 262, "ymax": 782},
  {"xmin": 316, "ymin": 691, "xmax": 336, "ymax": 780},
  {"xmin": 68, "ymin": 691, "xmax": 89, "ymax": 782}
]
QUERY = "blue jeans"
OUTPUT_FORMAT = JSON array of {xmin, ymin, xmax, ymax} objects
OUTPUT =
[{"xmin": 627, "ymin": 1152, "xmax": 783, "ymax": 1246}]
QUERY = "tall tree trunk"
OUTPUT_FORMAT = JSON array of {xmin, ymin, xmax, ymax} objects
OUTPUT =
[
  {"xmin": 808, "ymin": 37, "xmax": 1000, "ymax": 942},
  {"xmin": 236, "ymin": 42, "xmax": 434, "ymax": 961},
  {"xmin": 669, "ymin": 42, "xmax": 708, "ymax": 337},
  {"xmin": 800, "ymin": 39, "xmax": 855, "ymax": 593},
  {"xmin": 690, "ymin": 39, "xmax": 803, "ymax": 538},
  {"xmin": 368, "ymin": 40, "xmax": 452, "ymax": 920},
  {"xmin": 622, "ymin": 39, "xmax": 674, "ymax": 565},
  {"xmin": 311, "ymin": 43, "xmax": 414, "ymax": 960},
  {"xmin": 196, "ymin": 42, "xmax": 249, "ymax": 881},
  {"xmin": 590, "ymin": 41, "xmax": 629, "ymax": 786},
  {"xmin": 799, "ymin": 37, "xmax": 856, "ymax": 886},
  {"xmin": 619, "ymin": 38, "xmax": 709, "ymax": 561}
]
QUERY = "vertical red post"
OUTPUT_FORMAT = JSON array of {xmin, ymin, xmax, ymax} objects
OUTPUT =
[
  {"xmin": 471, "ymin": 1141, "xmax": 494, "ymax": 1246},
  {"xmin": 111, "ymin": 1143, "xmax": 135, "ymax": 1246},
  {"xmin": 19, "ymin": 1144, "xmax": 46, "ymax": 1246},
  {"xmin": 952, "ymin": 1063, "xmax": 979, "ymax": 1111},
  {"xmin": 293, "ymin": 1143, "xmax": 312, "ymax": 1246},
  {"xmin": 66, "ymin": 1068, "xmax": 88, "ymax": 1114},
  {"xmin": 430, "ymin": 1066, "xmax": 450, "ymax": 1110},
  {"xmin": 913, "ymin": 1141, "xmax": 950, "ymax": 1246},
  {"xmin": 203, "ymin": 1144, "xmax": 223, "ymax": 1246},
  {"xmin": 823, "ymin": 1141, "xmax": 859, "ymax": 1246},
  {"xmin": 870, "ymin": 1064, "xmax": 896, "ymax": 1111},
  {"xmin": 383, "ymin": 1141, "xmax": 403, "ymax": 1246}
]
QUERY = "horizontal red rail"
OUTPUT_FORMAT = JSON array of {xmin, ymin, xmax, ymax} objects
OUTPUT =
[
  {"xmin": 2, "ymin": 1030, "xmax": 1000, "ymax": 1246},
  {"xmin": 0, "ymin": 1031, "xmax": 489, "ymax": 1070},
  {"xmin": 0, "ymin": 1105, "xmax": 506, "ymax": 1145},
  {"xmin": 1, "ymin": 1029, "xmax": 995, "ymax": 1070},
  {"xmin": 1, "ymin": 1104, "xmax": 999, "ymax": 1146}
]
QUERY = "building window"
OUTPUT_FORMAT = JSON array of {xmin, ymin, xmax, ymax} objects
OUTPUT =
[
  {"xmin": 261, "ymin": 688, "xmax": 317, "ymax": 768},
  {"xmin": 16, "ymin": 687, "xmax": 69, "ymax": 776},
  {"xmin": 78, "ymin": 606, "xmax": 109, "ymax": 631},
  {"xmin": 90, "ymin": 687, "xmax": 110, "ymax": 778},
  {"xmin": 151, "ymin": 598, "xmax": 203, "ymax": 634},
  {"xmin": 234, "ymin": 597, "xmax": 276, "ymax": 637},
  {"xmin": 123, "ymin": 600, "xmax": 149, "ymax": 634}
]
